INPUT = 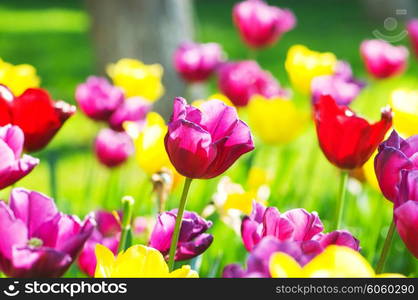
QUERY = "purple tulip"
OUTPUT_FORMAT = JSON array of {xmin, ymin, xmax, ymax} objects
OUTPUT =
[
  {"xmin": 173, "ymin": 42, "xmax": 224, "ymax": 83},
  {"xmin": 164, "ymin": 97, "xmax": 254, "ymax": 179},
  {"xmin": 0, "ymin": 124, "xmax": 39, "ymax": 189},
  {"xmin": 94, "ymin": 128, "xmax": 134, "ymax": 168},
  {"xmin": 360, "ymin": 40, "xmax": 408, "ymax": 79},
  {"xmin": 149, "ymin": 209, "xmax": 213, "ymax": 261},
  {"xmin": 241, "ymin": 202, "xmax": 359, "ymax": 252},
  {"xmin": 233, "ymin": 0, "xmax": 296, "ymax": 49},
  {"xmin": 374, "ymin": 130, "xmax": 418, "ymax": 203},
  {"xmin": 407, "ymin": 19, "xmax": 418, "ymax": 58},
  {"xmin": 0, "ymin": 188, "xmax": 94, "ymax": 278},
  {"xmin": 311, "ymin": 74, "xmax": 365, "ymax": 106},
  {"xmin": 218, "ymin": 61, "xmax": 288, "ymax": 107},
  {"xmin": 75, "ymin": 76, "xmax": 124, "ymax": 121},
  {"xmin": 77, "ymin": 210, "xmax": 121, "ymax": 277},
  {"xmin": 108, "ymin": 96, "xmax": 151, "ymax": 131},
  {"xmin": 223, "ymin": 237, "xmax": 323, "ymax": 278}
]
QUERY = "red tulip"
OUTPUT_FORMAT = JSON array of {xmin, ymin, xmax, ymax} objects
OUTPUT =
[
  {"xmin": 0, "ymin": 86, "xmax": 75, "ymax": 152},
  {"xmin": 314, "ymin": 95, "xmax": 392, "ymax": 169}
]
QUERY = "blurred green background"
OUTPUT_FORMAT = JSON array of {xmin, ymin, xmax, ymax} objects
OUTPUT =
[{"xmin": 0, "ymin": 0, "xmax": 417, "ymax": 277}]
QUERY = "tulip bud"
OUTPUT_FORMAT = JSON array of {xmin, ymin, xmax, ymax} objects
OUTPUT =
[
  {"xmin": 149, "ymin": 210, "xmax": 213, "ymax": 261},
  {"xmin": 75, "ymin": 76, "xmax": 124, "ymax": 121},
  {"xmin": 173, "ymin": 42, "xmax": 224, "ymax": 82},
  {"xmin": 360, "ymin": 39, "xmax": 408, "ymax": 79},
  {"xmin": 218, "ymin": 60, "xmax": 287, "ymax": 107},
  {"xmin": 233, "ymin": 0, "xmax": 296, "ymax": 49},
  {"xmin": 94, "ymin": 128, "xmax": 134, "ymax": 168}
]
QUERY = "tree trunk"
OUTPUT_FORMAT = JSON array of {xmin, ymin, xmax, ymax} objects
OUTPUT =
[{"xmin": 85, "ymin": 0, "xmax": 194, "ymax": 118}]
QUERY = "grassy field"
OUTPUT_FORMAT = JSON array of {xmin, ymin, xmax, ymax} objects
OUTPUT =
[{"xmin": 0, "ymin": 0, "xmax": 417, "ymax": 277}]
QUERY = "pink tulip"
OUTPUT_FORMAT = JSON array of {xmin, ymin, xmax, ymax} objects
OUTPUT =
[
  {"xmin": 218, "ymin": 61, "xmax": 287, "ymax": 107},
  {"xmin": 407, "ymin": 19, "xmax": 418, "ymax": 58},
  {"xmin": 0, "ymin": 124, "xmax": 39, "ymax": 189},
  {"xmin": 165, "ymin": 97, "xmax": 254, "ymax": 179},
  {"xmin": 233, "ymin": 0, "xmax": 296, "ymax": 49},
  {"xmin": 173, "ymin": 42, "xmax": 224, "ymax": 82},
  {"xmin": 360, "ymin": 40, "xmax": 408, "ymax": 79},
  {"xmin": 0, "ymin": 188, "xmax": 94, "ymax": 277},
  {"xmin": 241, "ymin": 202, "xmax": 359, "ymax": 252},
  {"xmin": 94, "ymin": 128, "xmax": 134, "ymax": 168},
  {"xmin": 75, "ymin": 76, "xmax": 124, "ymax": 121}
]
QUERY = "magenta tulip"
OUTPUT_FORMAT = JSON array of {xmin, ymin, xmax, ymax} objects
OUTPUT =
[
  {"xmin": 0, "ymin": 188, "xmax": 94, "ymax": 278},
  {"xmin": 374, "ymin": 130, "xmax": 418, "ymax": 203},
  {"xmin": 165, "ymin": 97, "xmax": 254, "ymax": 179},
  {"xmin": 360, "ymin": 40, "xmax": 408, "ymax": 79},
  {"xmin": 218, "ymin": 61, "xmax": 287, "ymax": 107},
  {"xmin": 94, "ymin": 128, "xmax": 134, "ymax": 168},
  {"xmin": 108, "ymin": 96, "xmax": 151, "ymax": 131},
  {"xmin": 77, "ymin": 210, "xmax": 121, "ymax": 277},
  {"xmin": 173, "ymin": 42, "xmax": 224, "ymax": 83},
  {"xmin": 233, "ymin": 0, "xmax": 296, "ymax": 49},
  {"xmin": 0, "ymin": 124, "xmax": 39, "ymax": 189},
  {"xmin": 149, "ymin": 210, "xmax": 213, "ymax": 261},
  {"xmin": 407, "ymin": 19, "xmax": 418, "ymax": 58},
  {"xmin": 241, "ymin": 202, "xmax": 359, "ymax": 252},
  {"xmin": 75, "ymin": 76, "xmax": 124, "ymax": 121}
]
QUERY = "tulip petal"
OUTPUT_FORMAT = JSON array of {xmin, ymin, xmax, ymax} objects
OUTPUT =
[
  {"xmin": 199, "ymin": 100, "xmax": 239, "ymax": 142},
  {"xmin": 176, "ymin": 233, "xmax": 213, "ymax": 261},
  {"xmin": 203, "ymin": 120, "xmax": 254, "ymax": 178},
  {"xmin": 394, "ymin": 201, "xmax": 418, "ymax": 258},
  {"xmin": 165, "ymin": 119, "xmax": 217, "ymax": 178},
  {"xmin": 94, "ymin": 243, "xmax": 116, "ymax": 278},
  {"xmin": 303, "ymin": 245, "xmax": 374, "ymax": 277},
  {"xmin": 0, "ymin": 202, "xmax": 28, "ymax": 271},
  {"xmin": 283, "ymin": 209, "xmax": 324, "ymax": 241},
  {"xmin": 11, "ymin": 246, "xmax": 72, "ymax": 278},
  {"xmin": 269, "ymin": 252, "xmax": 303, "ymax": 278},
  {"xmin": 9, "ymin": 188, "xmax": 58, "ymax": 237}
]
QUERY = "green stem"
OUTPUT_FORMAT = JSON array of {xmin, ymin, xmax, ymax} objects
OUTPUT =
[
  {"xmin": 334, "ymin": 171, "xmax": 348, "ymax": 230},
  {"xmin": 168, "ymin": 177, "xmax": 193, "ymax": 271},
  {"xmin": 117, "ymin": 196, "xmax": 135, "ymax": 253},
  {"xmin": 375, "ymin": 219, "xmax": 396, "ymax": 274},
  {"xmin": 47, "ymin": 153, "xmax": 58, "ymax": 201}
]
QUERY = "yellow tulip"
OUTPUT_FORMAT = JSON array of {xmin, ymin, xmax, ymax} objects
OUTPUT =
[
  {"xmin": 192, "ymin": 93, "xmax": 234, "ymax": 108},
  {"xmin": 0, "ymin": 58, "xmax": 40, "ymax": 96},
  {"xmin": 248, "ymin": 95, "xmax": 309, "ymax": 145},
  {"xmin": 205, "ymin": 167, "xmax": 270, "ymax": 233},
  {"xmin": 270, "ymin": 245, "xmax": 404, "ymax": 278},
  {"xmin": 107, "ymin": 58, "xmax": 164, "ymax": 101},
  {"xmin": 390, "ymin": 89, "xmax": 418, "ymax": 137},
  {"xmin": 94, "ymin": 244, "xmax": 198, "ymax": 278},
  {"xmin": 125, "ymin": 112, "xmax": 171, "ymax": 175},
  {"xmin": 285, "ymin": 45, "xmax": 337, "ymax": 94}
]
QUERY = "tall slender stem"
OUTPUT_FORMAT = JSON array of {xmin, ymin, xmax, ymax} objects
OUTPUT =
[
  {"xmin": 375, "ymin": 219, "xmax": 396, "ymax": 274},
  {"xmin": 334, "ymin": 171, "xmax": 348, "ymax": 230},
  {"xmin": 47, "ymin": 153, "xmax": 58, "ymax": 201},
  {"xmin": 168, "ymin": 177, "xmax": 193, "ymax": 271},
  {"xmin": 117, "ymin": 196, "xmax": 134, "ymax": 253}
]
